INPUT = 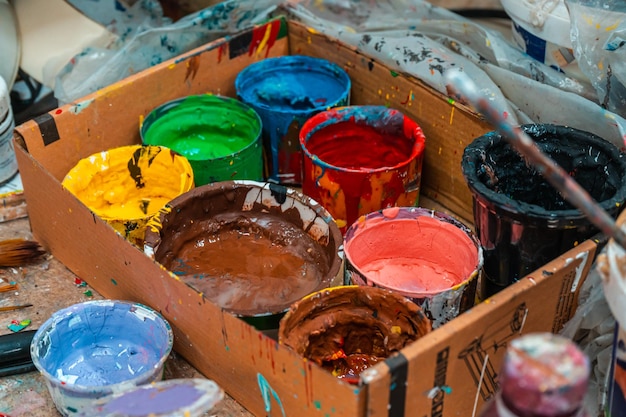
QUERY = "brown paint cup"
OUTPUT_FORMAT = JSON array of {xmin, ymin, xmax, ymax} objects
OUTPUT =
[
  {"xmin": 143, "ymin": 180, "xmax": 343, "ymax": 332},
  {"xmin": 278, "ymin": 285, "xmax": 432, "ymax": 384}
]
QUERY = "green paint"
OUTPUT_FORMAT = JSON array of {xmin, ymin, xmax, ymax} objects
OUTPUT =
[
  {"xmin": 390, "ymin": 70, "xmax": 399, "ymax": 77},
  {"xmin": 111, "ymin": 278, "xmax": 118, "ymax": 285},
  {"xmin": 313, "ymin": 400, "xmax": 322, "ymax": 410},
  {"xmin": 141, "ymin": 94, "xmax": 263, "ymax": 186}
]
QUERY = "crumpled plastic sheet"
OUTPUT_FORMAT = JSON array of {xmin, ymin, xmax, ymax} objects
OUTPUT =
[
  {"xmin": 561, "ymin": 253, "xmax": 615, "ymax": 416},
  {"xmin": 566, "ymin": 0, "xmax": 626, "ymax": 119},
  {"xmin": 55, "ymin": 0, "xmax": 626, "ymax": 149}
]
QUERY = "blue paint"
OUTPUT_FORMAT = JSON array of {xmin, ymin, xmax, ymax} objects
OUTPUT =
[
  {"xmin": 30, "ymin": 300, "xmax": 173, "ymax": 415},
  {"xmin": 236, "ymin": 55, "xmax": 351, "ymax": 184},
  {"xmin": 257, "ymin": 373, "xmax": 286, "ymax": 417}
]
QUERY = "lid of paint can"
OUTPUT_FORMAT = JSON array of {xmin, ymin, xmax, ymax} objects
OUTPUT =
[{"xmin": 77, "ymin": 378, "xmax": 224, "ymax": 417}]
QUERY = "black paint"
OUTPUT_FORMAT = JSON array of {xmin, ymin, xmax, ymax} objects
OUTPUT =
[{"xmin": 462, "ymin": 124, "xmax": 626, "ymax": 298}]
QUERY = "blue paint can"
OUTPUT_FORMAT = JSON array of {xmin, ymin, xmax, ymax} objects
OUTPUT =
[{"xmin": 235, "ymin": 55, "xmax": 351, "ymax": 185}]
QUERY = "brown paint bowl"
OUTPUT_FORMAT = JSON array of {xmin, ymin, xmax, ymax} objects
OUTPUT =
[
  {"xmin": 278, "ymin": 285, "xmax": 432, "ymax": 384},
  {"xmin": 143, "ymin": 180, "xmax": 343, "ymax": 331}
]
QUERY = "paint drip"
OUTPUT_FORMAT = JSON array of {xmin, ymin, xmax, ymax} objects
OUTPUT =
[
  {"xmin": 30, "ymin": 300, "xmax": 173, "ymax": 417},
  {"xmin": 141, "ymin": 94, "xmax": 263, "ymax": 186},
  {"xmin": 278, "ymin": 285, "xmax": 431, "ymax": 384},
  {"xmin": 143, "ymin": 180, "xmax": 343, "ymax": 330},
  {"xmin": 344, "ymin": 207, "xmax": 482, "ymax": 328},
  {"xmin": 236, "ymin": 55, "xmax": 351, "ymax": 185},
  {"xmin": 300, "ymin": 105, "xmax": 425, "ymax": 232}
]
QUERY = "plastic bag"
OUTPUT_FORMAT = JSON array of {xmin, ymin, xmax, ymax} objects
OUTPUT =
[
  {"xmin": 566, "ymin": 0, "xmax": 626, "ymax": 116},
  {"xmin": 54, "ymin": 0, "xmax": 626, "ymax": 149}
]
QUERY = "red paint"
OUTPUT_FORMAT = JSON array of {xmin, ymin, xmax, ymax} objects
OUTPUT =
[
  {"xmin": 306, "ymin": 121, "xmax": 413, "ymax": 170},
  {"xmin": 55, "ymin": 109, "xmax": 62, "ymax": 115},
  {"xmin": 248, "ymin": 19, "xmax": 282, "ymax": 58},
  {"xmin": 300, "ymin": 106, "xmax": 426, "ymax": 232},
  {"xmin": 217, "ymin": 43, "xmax": 227, "ymax": 63}
]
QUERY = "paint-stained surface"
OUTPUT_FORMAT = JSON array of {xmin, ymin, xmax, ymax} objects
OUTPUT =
[
  {"xmin": 300, "ymin": 105, "xmax": 425, "ymax": 232},
  {"xmin": 236, "ymin": 55, "xmax": 351, "ymax": 184}
]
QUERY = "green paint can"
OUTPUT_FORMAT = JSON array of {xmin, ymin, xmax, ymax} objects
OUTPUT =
[{"xmin": 141, "ymin": 94, "xmax": 263, "ymax": 186}]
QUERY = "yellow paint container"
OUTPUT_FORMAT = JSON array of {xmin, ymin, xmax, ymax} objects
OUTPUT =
[{"xmin": 62, "ymin": 145, "xmax": 194, "ymax": 246}]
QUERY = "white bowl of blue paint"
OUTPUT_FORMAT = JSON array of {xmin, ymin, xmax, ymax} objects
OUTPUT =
[
  {"xmin": 30, "ymin": 300, "xmax": 174, "ymax": 417},
  {"xmin": 235, "ymin": 55, "xmax": 351, "ymax": 185}
]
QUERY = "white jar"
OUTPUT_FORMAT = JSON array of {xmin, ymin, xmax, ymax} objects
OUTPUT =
[{"xmin": 0, "ymin": 76, "xmax": 19, "ymax": 184}]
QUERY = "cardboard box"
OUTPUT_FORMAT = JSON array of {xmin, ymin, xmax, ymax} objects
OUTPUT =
[{"xmin": 13, "ymin": 17, "xmax": 601, "ymax": 417}]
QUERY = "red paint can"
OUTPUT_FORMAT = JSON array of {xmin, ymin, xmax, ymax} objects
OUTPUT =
[{"xmin": 299, "ymin": 105, "xmax": 426, "ymax": 234}]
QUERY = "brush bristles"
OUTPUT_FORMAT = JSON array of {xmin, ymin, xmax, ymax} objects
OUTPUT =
[{"xmin": 0, "ymin": 239, "xmax": 46, "ymax": 267}]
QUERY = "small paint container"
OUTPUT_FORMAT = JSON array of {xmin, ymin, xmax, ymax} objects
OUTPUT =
[
  {"xmin": 462, "ymin": 124, "xmax": 626, "ymax": 299},
  {"xmin": 299, "ymin": 105, "xmax": 426, "ymax": 233},
  {"xmin": 30, "ymin": 300, "xmax": 174, "ymax": 417},
  {"xmin": 343, "ymin": 207, "xmax": 482, "ymax": 329},
  {"xmin": 143, "ymin": 180, "xmax": 343, "ymax": 332},
  {"xmin": 77, "ymin": 378, "xmax": 224, "ymax": 417},
  {"xmin": 236, "ymin": 55, "xmax": 351, "ymax": 185},
  {"xmin": 278, "ymin": 285, "xmax": 432, "ymax": 384},
  {"xmin": 140, "ymin": 94, "xmax": 263, "ymax": 186},
  {"xmin": 62, "ymin": 145, "xmax": 194, "ymax": 247}
]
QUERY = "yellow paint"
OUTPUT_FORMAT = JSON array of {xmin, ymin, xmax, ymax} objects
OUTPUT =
[
  {"xmin": 307, "ymin": 27, "xmax": 318, "ymax": 34},
  {"xmin": 168, "ymin": 63, "xmax": 176, "ymax": 70},
  {"xmin": 62, "ymin": 145, "xmax": 193, "ymax": 246},
  {"xmin": 256, "ymin": 23, "xmax": 273, "ymax": 57},
  {"xmin": 606, "ymin": 22, "xmax": 619, "ymax": 31},
  {"xmin": 449, "ymin": 106, "xmax": 455, "ymax": 125},
  {"xmin": 391, "ymin": 325, "xmax": 402, "ymax": 334},
  {"xmin": 313, "ymin": 164, "xmax": 347, "ymax": 226}
]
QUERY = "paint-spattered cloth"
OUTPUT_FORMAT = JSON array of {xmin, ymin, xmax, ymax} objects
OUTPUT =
[{"xmin": 56, "ymin": 0, "xmax": 626, "ymax": 148}]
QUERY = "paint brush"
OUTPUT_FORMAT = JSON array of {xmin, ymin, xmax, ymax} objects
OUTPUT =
[
  {"xmin": 0, "ymin": 304, "xmax": 33, "ymax": 313},
  {"xmin": 0, "ymin": 238, "xmax": 45, "ymax": 267},
  {"xmin": 444, "ymin": 68, "xmax": 626, "ymax": 250}
]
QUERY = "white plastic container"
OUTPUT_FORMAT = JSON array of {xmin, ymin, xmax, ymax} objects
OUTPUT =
[
  {"xmin": 500, "ymin": 0, "xmax": 588, "ymax": 82},
  {"xmin": 0, "ymin": 76, "xmax": 19, "ymax": 184}
]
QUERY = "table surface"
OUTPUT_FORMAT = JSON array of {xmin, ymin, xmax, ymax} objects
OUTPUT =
[{"xmin": 0, "ymin": 216, "xmax": 252, "ymax": 417}]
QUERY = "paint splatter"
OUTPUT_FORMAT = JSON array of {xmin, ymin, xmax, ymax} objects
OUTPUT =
[{"xmin": 8, "ymin": 319, "xmax": 31, "ymax": 332}]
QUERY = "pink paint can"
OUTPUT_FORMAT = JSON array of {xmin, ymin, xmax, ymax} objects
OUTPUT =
[{"xmin": 343, "ymin": 207, "xmax": 483, "ymax": 328}]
